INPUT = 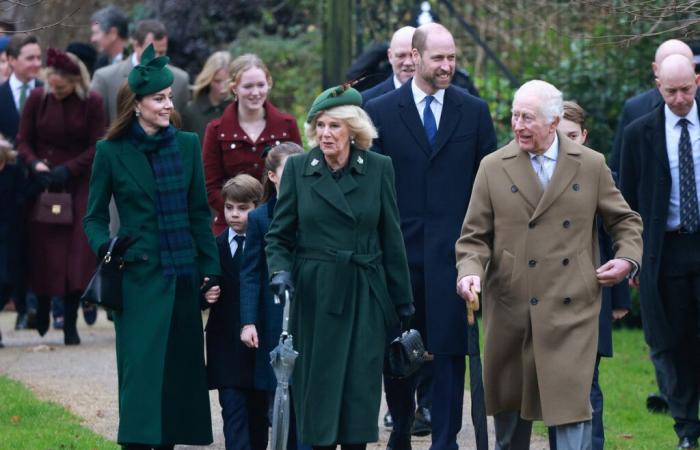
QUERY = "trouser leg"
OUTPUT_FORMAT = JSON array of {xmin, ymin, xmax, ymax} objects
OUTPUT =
[
  {"xmin": 247, "ymin": 389, "xmax": 269, "ymax": 450},
  {"xmin": 493, "ymin": 410, "xmax": 532, "ymax": 450},
  {"xmin": 554, "ymin": 420, "xmax": 592, "ymax": 450},
  {"xmin": 62, "ymin": 292, "xmax": 80, "ymax": 344},
  {"xmin": 385, "ymin": 370, "xmax": 417, "ymax": 450},
  {"xmin": 590, "ymin": 356, "xmax": 604, "ymax": 450},
  {"xmin": 429, "ymin": 355, "xmax": 464, "ymax": 450},
  {"xmin": 341, "ymin": 444, "xmax": 367, "ymax": 450},
  {"xmin": 36, "ymin": 295, "xmax": 51, "ymax": 336},
  {"xmin": 416, "ymin": 359, "xmax": 434, "ymax": 411},
  {"xmin": 219, "ymin": 387, "xmax": 251, "ymax": 450}
]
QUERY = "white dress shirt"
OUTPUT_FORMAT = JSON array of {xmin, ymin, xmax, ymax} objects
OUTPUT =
[
  {"xmin": 9, "ymin": 73, "xmax": 37, "ymax": 111},
  {"xmin": 529, "ymin": 133, "xmax": 559, "ymax": 185},
  {"xmin": 664, "ymin": 101, "xmax": 700, "ymax": 231},
  {"xmin": 228, "ymin": 228, "xmax": 245, "ymax": 258},
  {"xmin": 411, "ymin": 79, "xmax": 445, "ymax": 128},
  {"xmin": 392, "ymin": 75, "xmax": 402, "ymax": 90}
]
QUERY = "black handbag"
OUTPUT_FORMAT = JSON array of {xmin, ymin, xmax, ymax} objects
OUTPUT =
[
  {"xmin": 384, "ymin": 329, "xmax": 426, "ymax": 379},
  {"xmin": 80, "ymin": 237, "xmax": 125, "ymax": 311}
]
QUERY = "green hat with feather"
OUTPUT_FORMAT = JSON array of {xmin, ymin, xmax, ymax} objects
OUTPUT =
[
  {"xmin": 306, "ymin": 83, "xmax": 363, "ymax": 123},
  {"xmin": 127, "ymin": 43, "xmax": 174, "ymax": 96}
]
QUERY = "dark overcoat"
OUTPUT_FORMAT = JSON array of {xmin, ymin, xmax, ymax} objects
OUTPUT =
[
  {"xmin": 83, "ymin": 130, "xmax": 219, "ymax": 446},
  {"xmin": 202, "ymin": 101, "xmax": 301, "ymax": 234},
  {"xmin": 0, "ymin": 79, "xmax": 42, "ymax": 143},
  {"xmin": 17, "ymin": 88, "xmax": 105, "ymax": 296},
  {"xmin": 618, "ymin": 104, "xmax": 697, "ymax": 351},
  {"xmin": 364, "ymin": 81, "xmax": 497, "ymax": 355},
  {"xmin": 239, "ymin": 197, "xmax": 283, "ymax": 391},
  {"xmin": 204, "ymin": 231, "xmax": 256, "ymax": 389},
  {"xmin": 361, "ymin": 75, "xmax": 395, "ymax": 106},
  {"xmin": 265, "ymin": 147, "xmax": 413, "ymax": 445}
]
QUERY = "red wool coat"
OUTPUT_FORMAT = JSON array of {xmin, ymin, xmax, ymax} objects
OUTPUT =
[
  {"xmin": 17, "ymin": 88, "xmax": 106, "ymax": 296},
  {"xmin": 202, "ymin": 101, "xmax": 301, "ymax": 234}
]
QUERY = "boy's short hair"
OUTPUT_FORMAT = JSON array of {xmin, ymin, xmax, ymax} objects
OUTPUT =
[{"xmin": 221, "ymin": 174, "xmax": 263, "ymax": 205}]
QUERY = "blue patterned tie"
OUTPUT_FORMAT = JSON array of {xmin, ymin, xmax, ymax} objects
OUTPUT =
[
  {"xmin": 678, "ymin": 118, "xmax": 699, "ymax": 233},
  {"xmin": 423, "ymin": 95, "xmax": 437, "ymax": 148}
]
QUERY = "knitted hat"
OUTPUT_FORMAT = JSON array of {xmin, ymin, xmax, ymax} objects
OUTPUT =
[
  {"xmin": 127, "ymin": 43, "xmax": 173, "ymax": 96},
  {"xmin": 306, "ymin": 84, "xmax": 363, "ymax": 123}
]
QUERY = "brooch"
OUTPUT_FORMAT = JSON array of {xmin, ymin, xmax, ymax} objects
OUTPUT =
[
  {"xmin": 357, "ymin": 156, "xmax": 364, "ymax": 164},
  {"xmin": 311, "ymin": 158, "xmax": 319, "ymax": 166}
]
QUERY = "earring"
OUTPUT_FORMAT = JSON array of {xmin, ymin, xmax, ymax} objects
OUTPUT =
[
  {"xmin": 351, "ymin": 136, "xmax": 356, "ymax": 145},
  {"xmin": 135, "ymin": 110, "xmax": 141, "ymax": 117}
]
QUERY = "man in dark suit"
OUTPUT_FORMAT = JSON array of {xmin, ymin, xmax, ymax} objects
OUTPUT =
[
  {"xmin": 0, "ymin": 33, "xmax": 41, "ymax": 331},
  {"xmin": 89, "ymin": 5, "xmax": 129, "ymax": 72},
  {"xmin": 610, "ymin": 39, "xmax": 698, "ymax": 415},
  {"xmin": 365, "ymin": 23, "xmax": 497, "ymax": 450},
  {"xmin": 0, "ymin": 33, "xmax": 41, "ymax": 144},
  {"xmin": 620, "ymin": 54, "xmax": 700, "ymax": 450},
  {"xmin": 361, "ymin": 26, "xmax": 415, "ymax": 106}
]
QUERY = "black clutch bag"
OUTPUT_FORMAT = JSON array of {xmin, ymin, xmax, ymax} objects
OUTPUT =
[
  {"xmin": 384, "ymin": 329, "xmax": 426, "ymax": 379},
  {"xmin": 80, "ymin": 237, "xmax": 124, "ymax": 311}
]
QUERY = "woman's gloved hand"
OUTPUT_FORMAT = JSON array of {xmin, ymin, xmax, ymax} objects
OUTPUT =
[
  {"xmin": 270, "ymin": 271, "xmax": 294, "ymax": 300},
  {"xmin": 396, "ymin": 303, "xmax": 415, "ymax": 331}
]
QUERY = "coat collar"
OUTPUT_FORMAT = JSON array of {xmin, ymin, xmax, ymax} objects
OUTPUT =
[
  {"xmin": 115, "ymin": 138, "xmax": 157, "ymax": 201},
  {"xmin": 396, "ymin": 82, "xmax": 462, "ymax": 158},
  {"xmin": 501, "ymin": 131, "xmax": 582, "ymax": 219},
  {"xmin": 302, "ymin": 146, "xmax": 365, "ymax": 221},
  {"xmin": 217, "ymin": 100, "xmax": 293, "ymax": 142}
]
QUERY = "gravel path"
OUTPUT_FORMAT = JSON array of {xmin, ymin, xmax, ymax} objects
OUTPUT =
[{"xmin": 0, "ymin": 311, "xmax": 547, "ymax": 449}]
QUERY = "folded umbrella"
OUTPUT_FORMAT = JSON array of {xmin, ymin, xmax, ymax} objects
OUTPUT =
[{"xmin": 270, "ymin": 291, "xmax": 297, "ymax": 450}]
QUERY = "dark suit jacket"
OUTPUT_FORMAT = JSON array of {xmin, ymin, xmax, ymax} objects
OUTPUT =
[
  {"xmin": 239, "ymin": 197, "xmax": 284, "ymax": 391},
  {"xmin": 361, "ymin": 76, "xmax": 395, "ymax": 106},
  {"xmin": 0, "ymin": 79, "xmax": 42, "ymax": 144},
  {"xmin": 618, "ymin": 104, "xmax": 699, "ymax": 351},
  {"xmin": 365, "ymin": 81, "xmax": 497, "ymax": 355},
  {"xmin": 205, "ymin": 231, "xmax": 256, "ymax": 389},
  {"xmin": 597, "ymin": 221, "xmax": 631, "ymax": 357}
]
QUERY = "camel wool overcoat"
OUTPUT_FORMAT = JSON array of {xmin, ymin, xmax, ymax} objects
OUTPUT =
[{"xmin": 455, "ymin": 133, "xmax": 642, "ymax": 426}]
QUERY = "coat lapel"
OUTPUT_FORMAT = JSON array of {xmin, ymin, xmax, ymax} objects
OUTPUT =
[
  {"xmin": 650, "ymin": 106, "xmax": 670, "ymax": 172},
  {"xmin": 115, "ymin": 141, "xmax": 156, "ymax": 201},
  {"xmin": 397, "ymin": 83, "xmax": 431, "ymax": 157},
  {"xmin": 216, "ymin": 232, "xmax": 236, "ymax": 277},
  {"xmin": 531, "ymin": 133, "xmax": 581, "ymax": 222},
  {"xmin": 431, "ymin": 88, "xmax": 461, "ymax": 158},
  {"xmin": 501, "ymin": 141, "xmax": 541, "ymax": 210},
  {"xmin": 305, "ymin": 148, "xmax": 356, "ymax": 221}
]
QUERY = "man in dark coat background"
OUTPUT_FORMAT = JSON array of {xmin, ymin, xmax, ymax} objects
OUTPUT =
[
  {"xmin": 0, "ymin": 33, "xmax": 42, "ymax": 332},
  {"xmin": 619, "ymin": 54, "xmax": 700, "ymax": 450},
  {"xmin": 361, "ymin": 26, "xmax": 415, "ymax": 106},
  {"xmin": 610, "ymin": 38, "xmax": 699, "ymax": 416},
  {"xmin": 365, "ymin": 23, "xmax": 497, "ymax": 450}
]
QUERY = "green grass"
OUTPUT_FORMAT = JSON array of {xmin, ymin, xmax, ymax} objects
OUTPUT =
[
  {"xmin": 469, "ymin": 327, "xmax": 676, "ymax": 449},
  {"xmin": 0, "ymin": 375, "xmax": 119, "ymax": 450}
]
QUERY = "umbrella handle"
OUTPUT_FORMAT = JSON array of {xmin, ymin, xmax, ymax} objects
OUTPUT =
[{"xmin": 280, "ymin": 290, "xmax": 291, "ymax": 334}]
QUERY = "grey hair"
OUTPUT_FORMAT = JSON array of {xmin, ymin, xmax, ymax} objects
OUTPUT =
[
  {"xmin": 91, "ymin": 6, "xmax": 129, "ymax": 39},
  {"xmin": 514, "ymin": 80, "xmax": 563, "ymax": 123}
]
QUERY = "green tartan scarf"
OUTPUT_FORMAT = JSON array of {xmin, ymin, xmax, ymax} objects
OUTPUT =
[{"xmin": 129, "ymin": 119, "xmax": 195, "ymax": 276}]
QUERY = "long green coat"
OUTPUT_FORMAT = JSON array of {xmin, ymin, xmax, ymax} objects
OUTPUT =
[
  {"xmin": 83, "ymin": 131, "xmax": 220, "ymax": 445},
  {"xmin": 266, "ymin": 146, "xmax": 413, "ymax": 445}
]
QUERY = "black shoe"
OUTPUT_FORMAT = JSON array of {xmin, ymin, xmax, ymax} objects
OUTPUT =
[
  {"xmin": 384, "ymin": 411, "xmax": 394, "ymax": 429},
  {"xmin": 82, "ymin": 302, "xmax": 97, "ymax": 326},
  {"xmin": 646, "ymin": 392, "xmax": 669, "ymax": 413},
  {"xmin": 64, "ymin": 331, "xmax": 81, "ymax": 346},
  {"xmin": 412, "ymin": 406, "xmax": 431, "ymax": 436},
  {"xmin": 386, "ymin": 433, "xmax": 411, "ymax": 450},
  {"xmin": 36, "ymin": 309, "xmax": 50, "ymax": 337},
  {"xmin": 14, "ymin": 312, "xmax": 28, "ymax": 330},
  {"xmin": 678, "ymin": 437, "xmax": 699, "ymax": 449},
  {"xmin": 0, "ymin": 330, "xmax": 4, "ymax": 348}
]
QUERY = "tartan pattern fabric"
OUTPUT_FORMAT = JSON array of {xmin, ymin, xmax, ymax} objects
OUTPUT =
[
  {"xmin": 678, "ymin": 118, "xmax": 699, "ymax": 233},
  {"xmin": 130, "ymin": 120, "xmax": 195, "ymax": 276}
]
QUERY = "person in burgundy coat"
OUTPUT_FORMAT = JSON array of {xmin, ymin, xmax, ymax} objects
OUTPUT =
[
  {"xmin": 202, "ymin": 54, "xmax": 301, "ymax": 235},
  {"xmin": 16, "ymin": 48, "xmax": 105, "ymax": 345}
]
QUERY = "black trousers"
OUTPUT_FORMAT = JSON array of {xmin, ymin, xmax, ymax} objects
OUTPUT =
[{"xmin": 656, "ymin": 233, "xmax": 700, "ymax": 441}]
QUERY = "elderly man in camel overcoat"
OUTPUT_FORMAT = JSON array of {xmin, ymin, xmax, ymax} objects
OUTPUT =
[{"xmin": 455, "ymin": 80, "xmax": 643, "ymax": 450}]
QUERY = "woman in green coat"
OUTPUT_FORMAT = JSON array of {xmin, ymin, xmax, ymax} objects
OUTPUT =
[
  {"xmin": 83, "ymin": 44, "xmax": 221, "ymax": 449},
  {"xmin": 265, "ymin": 85, "xmax": 414, "ymax": 450}
]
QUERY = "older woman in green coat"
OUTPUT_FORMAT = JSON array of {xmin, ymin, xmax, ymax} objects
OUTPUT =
[
  {"xmin": 265, "ymin": 86, "xmax": 414, "ymax": 450},
  {"xmin": 83, "ymin": 45, "xmax": 221, "ymax": 449}
]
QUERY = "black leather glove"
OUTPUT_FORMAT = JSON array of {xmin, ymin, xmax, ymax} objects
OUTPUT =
[
  {"xmin": 99, "ymin": 235, "xmax": 140, "ymax": 259},
  {"xmin": 200, "ymin": 275, "xmax": 221, "ymax": 294},
  {"xmin": 270, "ymin": 271, "xmax": 294, "ymax": 300},
  {"xmin": 396, "ymin": 303, "xmax": 415, "ymax": 331},
  {"xmin": 49, "ymin": 165, "xmax": 70, "ymax": 186}
]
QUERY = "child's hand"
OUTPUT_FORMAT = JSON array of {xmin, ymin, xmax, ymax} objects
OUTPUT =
[
  {"xmin": 201, "ymin": 277, "xmax": 221, "ymax": 303},
  {"xmin": 240, "ymin": 324, "xmax": 259, "ymax": 348}
]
